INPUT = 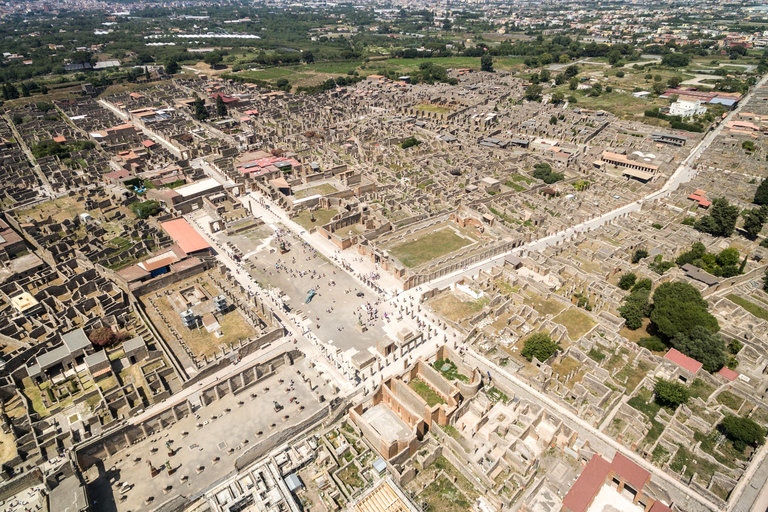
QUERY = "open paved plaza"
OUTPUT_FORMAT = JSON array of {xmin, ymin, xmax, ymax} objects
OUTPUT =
[{"xmin": 84, "ymin": 359, "xmax": 334, "ymax": 512}]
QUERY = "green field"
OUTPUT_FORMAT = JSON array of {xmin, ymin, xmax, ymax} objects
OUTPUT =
[
  {"xmin": 416, "ymin": 103, "xmax": 452, "ymax": 114},
  {"xmin": 388, "ymin": 228, "xmax": 472, "ymax": 268},
  {"xmin": 727, "ymin": 294, "xmax": 768, "ymax": 321}
]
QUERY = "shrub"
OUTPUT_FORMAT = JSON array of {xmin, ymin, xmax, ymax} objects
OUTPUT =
[
  {"xmin": 639, "ymin": 336, "xmax": 667, "ymax": 352},
  {"xmin": 719, "ymin": 414, "xmax": 766, "ymax": 451},
  {"xmin": 654, "ymin": 378, "xmax": 690, "ymax": 409},
  {"xmin": 632, "ymin": 249, "xmax": 649, "ymax": 264},
  {"xmin": 618, "ymin": 272, "xmax": 637, "ymax": 290},
  {"xmin": 521, "ymin": 333, "xmax": 561, "ymax": 363},
  {"xmin": 401, "ymin": 137, "xmax": 421, "ymax": 149}
]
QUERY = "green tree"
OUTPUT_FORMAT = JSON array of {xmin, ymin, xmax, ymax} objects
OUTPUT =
[
  {"xmin": 204, "ymin": 52, "xmax": 223, "ymax": 67},
  {"xmin": 719, "ymin": 415, "xmax": 766, "ymax": 451},
  {"xmin": 194, "ymin": 97, "xmax": 209, "ymax": 121},
  {"xmin": 618, "ymin": 272, "xmax": 637, "ymax": 290},
  {"xmin": 631, "ymin": 249, "xmax": 648, "ymax": 263},
  {"xmin": 524, "ymin": 84, "xmax": 543, "ymax": 102},
  {"xmin": 654, "ymin": 378, "xmax": 690, "ymax": 409},
  {"xmin": 671, "ymin": 326, "xmax": 726, "ymax": 373},
  {"xmin": 216, "ymin": 95, "xmax": 227, "ymax": 117},
  {"xmin": 569, "ymin": 76, "xmax": 579, "ymax": 90},
  {"xmin": 695, "ymin": 198, "xmax": 739, "ymax": 237},
  {"xmin": 754, "ymin": 179, "xmax": 768, "ymax": 206},
  {"xmin": 743, "ymin": 140, "xmax": 756, "ymax": 152},
  {"xmin": 619, "ymin": 286, "xmax": 651, "ymax": 330},
  {"xmin": 764, "ymin": 267, "xmax": 768, "ymax": 293},
  {"xmin": 165, "ymin": 59, "xmax": 180, "ymax": 75},
  {"xmin": 650, "ymin": 281, "xmax": 719, "ymax": 339},
  {"xmin": 401, "ymin": 137, "xmax": 421, "ymax": 149},
  {"xmin": 521, "ymin": 333, "xmax": 561, "ymax": 362},
  {"xmin": 563, "ymin": 64, "xmax": 579, "ymax": 79},
  {"xmin": 716, "ymin": 247, "xmax": 740, "ymax": 267},
  {"xmin": 549, "ymin": 115, "xmax": 557, "ymax": 125},
  {"xmin": 481, "ymin": 54, "xmax": 494, "ymax": 72},
  {"xmin": 302, "ymin": 51, "xmax": 315, "ymax": 64},
  {"xmin": 131, "ymin": 200, "xmax": 161, "ymax": 219},
  {"xmin": 551, "ymin": 91, "xmax": 565, "ymax": 104}
]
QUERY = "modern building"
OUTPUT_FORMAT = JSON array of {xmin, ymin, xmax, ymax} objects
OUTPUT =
[{"xmin": 669, "ymin": 99, "xmax": 707, "ymax": 118}]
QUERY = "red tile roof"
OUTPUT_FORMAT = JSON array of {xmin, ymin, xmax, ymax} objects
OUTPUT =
[
  {"xmin": 141, "ymin": 139, "xmax": 156, "ymax": 148},
  {"xmin": 563, "ymin": 453, "xmax": 653, "ymax": 512},
  {"xmin": 649, "ymin": 501, "xmax": 673, "ymax": 512},
  {"xmin": 161, "ymin": 218, "xmax": 211, "ymax": 255},
  {"xmin": 610, "ymin": 453, "xmax": 650, "ymax": 491},
  {"xmin": 563, "ymin": 454, "xmax": 612, "ymax": 512},
  {"xmin": 718, "ymin": 367, "xmax": 739, "ymax": 381},
  {"xmin": 664, "ymin": 348, "xmax": 703, "ymax": 374}
]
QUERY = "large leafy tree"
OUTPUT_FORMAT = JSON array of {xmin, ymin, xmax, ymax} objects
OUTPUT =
[
  {"xmin": 619, "ymin": 286, "xmax": 651, "ymax": 330},
  {"xmin": 719, "ymin": 414, "xmax": 766, "ymax": 451},
  {"xmin": 671, "ymin": 326, "xmax": 727, "ymax": 373},
  {"xmin": 743, "ymin": 205, "xmax": 768, "ymax": 239},
  {"xmin": 521, "ymin": 333, "xmax": 561, "ymax": 362},
  {"xmin": 194, "ymin": 97, "xmax": 209, "ymax": 121},
  {"xmin": 481, "ymin": 54, "xmax": 494, "ymax": 72},
  {"xmin": 654, "ymin": 379, "xmax": 690, "ymax": 409},
  {"xmin": 650, "ymin": 282, "xmax": 719, "ymax": 339},
  {"xmin": 694, "ymin": 198, "xmax": 739, "ymax": 237},
  {"xmin": 754, "ymin": 179, "xmax": 768, "ymax": 206},
  {"xmin": 216, "ymin": 95, "xmax": 227, "ymax": 117}
]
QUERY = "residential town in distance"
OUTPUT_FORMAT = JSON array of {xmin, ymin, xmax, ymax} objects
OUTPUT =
[{"xmin": 1, "ymin": 2, "xmax": 768, "ymax": 512}]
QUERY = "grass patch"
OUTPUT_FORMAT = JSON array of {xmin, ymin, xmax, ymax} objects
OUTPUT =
[
  {"xmin": 416, "ymin": 103, "xmax": 451, "ymax": 114},
  {"xmin": 688, "ymin": 379, "xmax": 716, "ymax": 401},
  {"xmin": 421, "ymin": 475, "xmax": 470, "ymax": 512},
  {"xmin": 433, "ymin": 358, "xmax": 469, "ymax": 383},
  {"xmin": 388, "ymin": 228, "xmax": 472, "ymax": 268},
  {"xmin": 552, "ymin": 308, "xmax": 596, "ymax": 340},
  {"xmin": 409, "ymin": 377, "xmax": 446, "ymax": 407},
  {"xmin": 727, "ymin": 294, "xmax": 768, "ymax": 321},
  {"xmin": 628, "ymin": 394, "xmax": 665, "ymax": 447},
  {"xmin": 293, "ymin": 208, "xmax": 337, "ymax": 230},
  {"xmin": 588, "ymin": 347, "xmax": 606, "ymax": 362},
  {"xmin": 337, "ymin": 464, "xmax": 362, "ymax": 488},
  {"xmin": 293, "ymin": 183, "xmax": 338, "ymax": 199},
  {"xmin": 441, "ymin": 424, "xmax": 464, "ymax": 443},
  {"xmin": 651, "ymin": 444, "xmax": 670, "ymax": 465},
  {"xmin": 524, "ymin": 295, "xmax": 565, "ymax": 317},
  {"xmin": 487, "ymin": 387, "xmax": 509, "ymax": 404},
  {"xmin": 147, "ymin": 294, "xmax": 256, "ymax": 359},
  {"xmin": 670, "ymin": 445, "xmax": 721, "ymax": 483},
  {"xmin": 716, "ymin": 391, "xmax": 744, "ymax": 412},
  {"xmin": 429, "ymin": 293, "xmax": 489, "ymax": 322}
]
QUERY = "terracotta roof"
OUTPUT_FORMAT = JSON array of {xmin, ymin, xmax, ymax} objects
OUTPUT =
[
  {"xmin": 141, "ymin": 139, "xmax": 156, "ymax": 148},
  {"xmin": 664, "ymin": 348, "xmax": 703, "ymax": 374},
  {"xmin": 53, "ymin": 136, "xmax": 66, "ymax": 143},
  {"xmin": 610, "ymin": 453, "xmax": 650, "ymax": 491},
  {"xmin": 161, "ymin": 218, "xmax": 211, "ymax": 254},
  {"xmin": 649, "ymin": 502, "xmax": 673, "ymax": 512},
  {"xmin": 562, "ymin": 454, "xmax": 612, "ymax": 512},
  {"xmin": 718, "ymin": 367, "xmax": 739, "ymax": 381},
  {"xmin": 141, "ymin": 257, "xmax": 174, "ymax": 272},
  {"xmin": 117, "ymin": 265, "xmax": 149, "ymax": 282}
]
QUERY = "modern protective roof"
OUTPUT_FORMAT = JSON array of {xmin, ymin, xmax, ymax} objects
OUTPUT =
[
  {"xmin": 175, "ymin": 177, "xmax": 221, "ymax": 198},
  {"xmin": 161, "ymin": 218, "xmax": 211, "ymax": 254},
  {"xmin": 664, "ymin": 348, "xmax": 703, "ymax": 374},
  {"xmin": 62, "ymin": 328, "xmax": 91, "ymax": 353}
]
